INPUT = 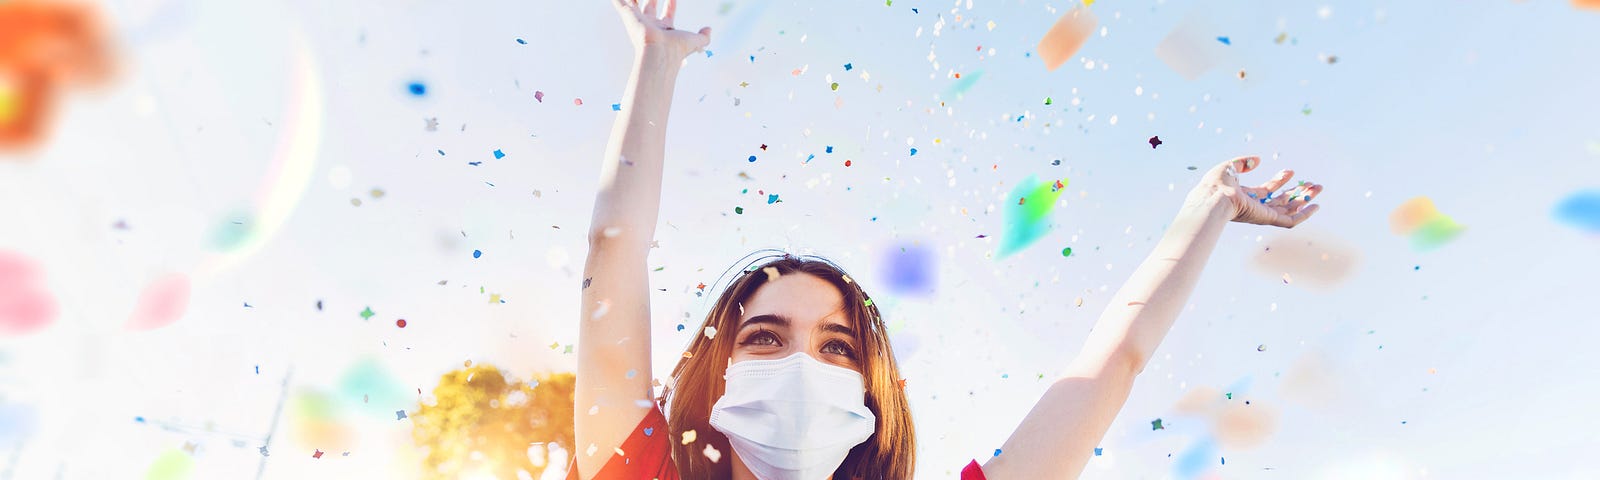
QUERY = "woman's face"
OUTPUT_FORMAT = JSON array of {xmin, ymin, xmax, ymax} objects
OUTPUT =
[{"xmin": 730, "ymin": 272, "xmax": 861, "ymax": 372}]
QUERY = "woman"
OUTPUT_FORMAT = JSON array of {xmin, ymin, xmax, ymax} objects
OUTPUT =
[{"xmin": 571, "ymin": 1, "xmax": 1324, "ymax": 479}]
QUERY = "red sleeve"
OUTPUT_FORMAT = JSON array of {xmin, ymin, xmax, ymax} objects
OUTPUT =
[
  {"xmin": 565, "ymin": 404, "xmax": 677, "ymax": 480},
  {"xmin": 961, "ymin": 459, "xmax": 987, "ymax": 480}
]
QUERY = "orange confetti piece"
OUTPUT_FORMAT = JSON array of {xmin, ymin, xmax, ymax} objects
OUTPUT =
[{"xmin": 1036, "ymin": 7, "xmax": 1097, "ymax": 71}]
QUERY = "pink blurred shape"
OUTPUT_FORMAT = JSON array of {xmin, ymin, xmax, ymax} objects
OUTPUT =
[
  {"xmin": 126, "ymin": 273, "xmax": 191, "ymax": 331},
  {"xmin": 0, "ymin": 250, "xmax": 57, "ymax": 336}
]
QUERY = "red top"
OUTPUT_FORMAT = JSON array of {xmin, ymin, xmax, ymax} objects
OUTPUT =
[{"xmin": 566, "ymin": 404, "xmax": 988, "ymax": 480}]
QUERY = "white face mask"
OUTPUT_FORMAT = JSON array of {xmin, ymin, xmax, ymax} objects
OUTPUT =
[{"xmin": 709, "ymin": 352, "xmax": 877, "ymax": 480}]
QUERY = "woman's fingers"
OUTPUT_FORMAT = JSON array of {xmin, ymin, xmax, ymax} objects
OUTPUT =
[
  {"xmin": 1228, "ymin": 156, "xmax": 1261, "ymax": 175},
  {"xmin": 664, "ymin": 0, "xmax": 677, "ymax": 25},
  {"xmin": 1277, "ymin": 203, "xmax": 1321, "ymax": 228},
  {"xmin": 612, "ymin": 0, "xmax": 638, "ymax": 17},
  {"xmin": 1257, "ymin": 169, "xmax": 1294, "ymax": 192},
  {"xmin": 1284, "ymin": 183, "xmax": 1323, "ymax": 211},
  {"xmin": 642, "ymin": 0, "xmax": 657, "ymax": 18}
]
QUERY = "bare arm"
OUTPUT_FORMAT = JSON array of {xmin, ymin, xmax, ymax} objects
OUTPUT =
[
  {"xmin": 574, "ymin": 1, "xmax": 709, "ymax": 479},
  {"xmin": 980, "ymin": 156, "xmax": 1324, "ymax": 479}
]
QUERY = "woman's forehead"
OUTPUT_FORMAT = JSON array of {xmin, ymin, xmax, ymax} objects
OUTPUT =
[{"xmin": 740, "ymin": 272, "xmax": 849, "ymax": 325}]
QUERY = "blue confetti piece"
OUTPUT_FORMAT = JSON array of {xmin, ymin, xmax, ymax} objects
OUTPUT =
[
  {"xmin": 135, "ymin": 416, "xmax": 145, "ymax": 423},
  {"xmin": 909, "ymin": 148, "xmax": 918, "ymax": 156},
  {"xmin": 1217, "ymin": 36, "xmax": 1231, "ymax": 45},
  {"xmin": 993, "ymin": 449, "xmax": 1002, "ymax": 456},
  {"xmin": 806, "ymin": 154, "xmax": 815, "ymax": 163},
  {"xmin": 407, "ymin": 82, "xmax": 427, "ymax": 96},
  {"xmin": 468, "ymin": 162, "xmax": 482, "ymax": 166},
  {"xmin": 255, "ymin": 365, "xmax": 259, "ymax": 375},
  {"xmin": 612, "ymin": 103, "xmax": 621, "ymax": 111},
  {"xmin": 1554, "ymin": 189, "xmax": 1600, "ymax": 232},
  {"xmin": 437, "ymin": 149, "xmax": 446, "ymax": 156},
  {"xmin": 749, "ymin": 55, "xmax": 756, "ymax": 63},
  {"xmin": 473, "ymin": 249, "xmax": 482, "ymax": 259},
  {"xmin": 516, "ymin": 38, "xmax": 527, "ymax": 44},
  {"xmin": 748, "ymin": 155, "xmax": 757, "ymax": 162},
  {"xmin": 767, "ymin": 194, "xmax": 779, "ymax": 204},
  {"xmin": 1094, "ymin": 447, "xmax": 1103, "ymax": 456},
  {"xmin": 626, "ymin": 369, "xmax": 637, "ymax": 379},
  {"xmin": 825, "ymin": 146, "xmax": 834, "ymax": 153},
  {"xmin": 493, "ymin": 149, "xmax": 505, "ymax": 159},
  {"xmin": 396, "ymin": 410, "xmax": 407, "ymax": 420},
  {"xmin": 705, "ymin": 50, "xmax": 714, "ymax": 57},
  {"xmin": 643, "ymin": 427, "xmax": 654, "ymax": 436},
  {"xmin": 844, "ymin": 63, "xmax": 853, "ymax": 71},
  {"xmin": 676, "ymin": 324, "xmax": 685, "ymax": 331}
]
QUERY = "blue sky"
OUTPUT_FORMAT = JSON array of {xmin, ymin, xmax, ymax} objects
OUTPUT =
[{"xmin": 1, "ymin": 0, "xmax": 1597, "ymax": 478}]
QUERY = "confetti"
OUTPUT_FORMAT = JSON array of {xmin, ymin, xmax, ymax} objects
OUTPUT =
[
  {"xmin": 942, "ymin": 70, "xmax": 984, "ymax": 98},
  {"xmin": 359, "ymin": 306, "xmax": 375, "ymax": 320},
  {"xmin": 493, "ymin": 149, "xmax": 505, "ymax": 159},
  {"xmin": 1553, "ymin": 189, "xmax": 1600, "ymax": 232},
  {"xmin": 1061, "ymin": 247, "xmax": 1073, "ymax": 257},
  {"xmin": 682, "ymin": 429, "xmax": 698, "ymax": 445},
  {"xmin": 1216, "ymin": 36, "xmax": 1231, "ymax": 45},
  {"xmin": 516, "ymin": 38, "xmax": 527, "ymax": 44},
  {"xmin": 998, "ymin": 175, "xmax": 1069, "ymax": 258},
  {"xmin": 144, "ymin": 448, "xmax": 194, "ymax": 480},
  {"xmin": 1389, "ymin": 197, "xmax": 1464, "ymax": 251},
  {"xmin": 407, "ymin": 82, "xmax": 426, "ymax": 96},
  {"xmin": 1251, "ymin": 231, "xmax": 1361, "ymax": 291},
  {"xmin": 703, "ymin": 443, "xmax": 721, "ymax": 463},
  {"xmin": 703, "ymin": 326, "xmax": 718, "ymax": 339},
  {"xmin": 395, "ymin": 410, "xmax": 407, "ymax": 420},
  {"xmin": 313, "ymin": 449, "xmax": 324, "ymax": 459},
  {"xmin": 1036, "ymin": 7, "xmax": 1097, "ymax": 71},
  {"xmin": 1152, "ymin": 418, "xmax": 1165, "ymax": 430},
  {"xmin": 0, "ymin": 251, "xmax": 57, "ymax": 336},
  {"xmin": 1149, "ymin": 136, "xmax": 1162, "ymax": 148},
  {"xmin": 396, "ymin": 319, "xmax": 407, "ymax": 328},
  {"xmin": 1155, "ymin": 12, "xmax": 1224, "ymax": 80},
  {"xmin": 883, "ymin": 242, "xmax": 935, "ymax": 296},
  {"xmin": 535, "ymin": 91, "xmax": 544, "ymax": 102}
]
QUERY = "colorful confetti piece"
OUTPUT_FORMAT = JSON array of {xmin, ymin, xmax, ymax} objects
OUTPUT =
[
  {"xmin": 998, "ymin": 175, "xmax": 1069, "ymax": 258},
  {"xmin": 1389, "ymin": 197, "xmax": 1464, "ymax": 251},
  {"xmin": 1037, "ymin": 7, "xmax": 1097, "ymax": 71}
]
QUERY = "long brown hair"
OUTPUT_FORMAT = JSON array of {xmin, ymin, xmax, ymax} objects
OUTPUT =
[{"xmin": 661, "ymin": 252, "xmax": 915, "ymax": 479}]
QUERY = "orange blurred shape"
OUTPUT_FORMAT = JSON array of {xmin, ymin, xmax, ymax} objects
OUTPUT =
[
  {"xmin": 0, "ymin": 0, "xmax": 113, "ymax": 151},
  {"xmin": 1389, "ymin": 196, "xmax": 1441, "ymax": 235},
  {"xmin": 1577, "ymin": 0, "xmax": 1600, "ymax": 11},
  {"xmin": 1171, "ymin": 385, "xmax": 1223, "ymax": 416},
  {"xmin": 1037, "ymin": 7, "xmax": 1096, "ymax": 71},
  {"xmin": 1213, "ymin": 402, "xmax": 1278, "ymax": 449},
  {"xmin": 1251, "ymin": 230, "xmax": 1362, "ymax": 291}
]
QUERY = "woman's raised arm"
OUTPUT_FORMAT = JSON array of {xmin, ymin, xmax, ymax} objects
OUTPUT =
[
  {"xmin": 574, "ymin": 1, "xmax": 708, "ymax": 478},
  {"xmin": 979, "ymin": 157, "xmax": 1323, "ymax": 479}
]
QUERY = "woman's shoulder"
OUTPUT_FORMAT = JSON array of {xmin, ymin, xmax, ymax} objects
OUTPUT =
[{"xmin": 565, "ymin": 403, "xmax": 676, "ymax": 480}]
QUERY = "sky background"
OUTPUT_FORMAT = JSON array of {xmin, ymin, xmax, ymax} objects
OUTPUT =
[{"xmin": 2, "ymin": 0, "xmax": 1599, "ymax": 479}]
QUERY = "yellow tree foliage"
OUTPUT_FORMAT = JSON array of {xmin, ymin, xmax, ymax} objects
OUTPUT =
[{"xmin": 411, "ymin": 364, "xmax": 575, "ymax": 480}]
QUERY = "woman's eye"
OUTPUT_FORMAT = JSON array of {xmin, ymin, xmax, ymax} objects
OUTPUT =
[
  {"xmin": 822, "ymin": 340, "xmax": 854, "ymax": 358},
  {"xmin": 741, "ymin": 331, "xmax": 779, "ymax": 346}
]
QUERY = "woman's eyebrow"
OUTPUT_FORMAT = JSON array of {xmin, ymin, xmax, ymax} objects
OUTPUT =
[
  {"xmin": 821, "ymin": 322, "xmax": 854, "ymax": 336},
  {"xmin": 740, "ymin": 314, "xmax": 790, "ymax": 329}
]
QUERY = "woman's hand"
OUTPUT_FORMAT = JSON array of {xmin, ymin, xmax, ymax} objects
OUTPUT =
[
  {"xmin": 1185, "ymin": 156, "xmax": 1323, "ymax": 228},
  {"xmin": 611, "ymin": 0, "xmax": 711, "ymax": 59}
]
